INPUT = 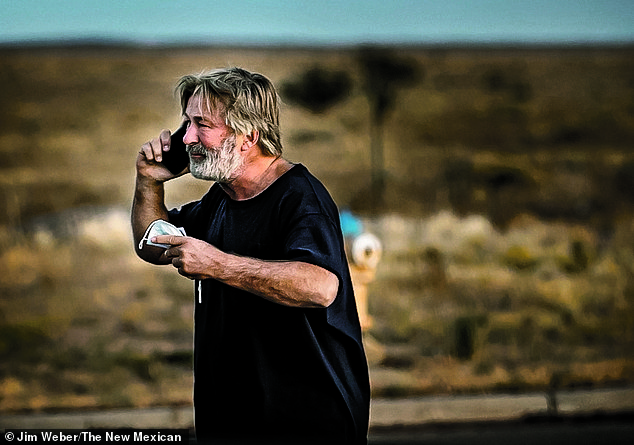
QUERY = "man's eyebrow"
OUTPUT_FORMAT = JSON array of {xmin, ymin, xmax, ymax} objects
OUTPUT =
[{"xmin": 183, "ymin": 112, "xmax": 213, "ymax": 124}]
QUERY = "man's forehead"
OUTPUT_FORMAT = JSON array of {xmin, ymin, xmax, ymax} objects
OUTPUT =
[{"xmin": 185, "ymin": 93, "xmax": 224, "ymax": 120}]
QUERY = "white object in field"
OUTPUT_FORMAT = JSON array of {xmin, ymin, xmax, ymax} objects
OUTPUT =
[{"xmin": 351, "ymin": 232, "xmax": 382, "ymax": 270}]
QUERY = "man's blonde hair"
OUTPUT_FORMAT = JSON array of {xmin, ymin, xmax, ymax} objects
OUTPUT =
[{"xmin": 176, "ymin": 67, "xmax": 283, "ymax": 157}]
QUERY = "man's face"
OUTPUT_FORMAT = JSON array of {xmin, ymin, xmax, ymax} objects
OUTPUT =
[{"xmin": 183, "ymin": 94, "xmax": 244, "ymax": 182}]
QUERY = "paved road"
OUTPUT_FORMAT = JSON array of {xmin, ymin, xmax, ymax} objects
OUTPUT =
[
  {"xmin": 369, "ymin": 414, "xmax": 634, "ymax": 445},
  {"xmin": 368, "ymin": 387, "xmax": 634, "ymax": 445},
  {"xmin": 369, "ymin": 387, "xmax": 634, "ymax": 427}
]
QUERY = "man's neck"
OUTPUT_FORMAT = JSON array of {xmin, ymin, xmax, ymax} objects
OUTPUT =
[{"xmin": 220, "ymin": 156, "xmax": 293, "ymax": 201}]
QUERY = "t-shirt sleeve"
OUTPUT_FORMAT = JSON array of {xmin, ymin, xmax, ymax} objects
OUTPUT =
[
  {"xmin": 284, "ymin": 212, "xmax": 347, "ymax": 279},
  {"xmin": 283, "ymin": 205, "xmax": 365, "ymax": 356}
]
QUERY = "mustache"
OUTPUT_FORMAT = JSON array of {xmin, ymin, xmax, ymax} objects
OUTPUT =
[{"xmin": 186, "ymin": 143, "xmax": 207, "ymax": 155}]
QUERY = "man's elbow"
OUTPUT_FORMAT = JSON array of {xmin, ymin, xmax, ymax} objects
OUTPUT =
[
  {"xmin": 135, "ymin": 244, "xmax": 169, "ymax": 265},
  {"xmin": 315, "ymin": 271, "xmax": 339, "ymax": 308}
]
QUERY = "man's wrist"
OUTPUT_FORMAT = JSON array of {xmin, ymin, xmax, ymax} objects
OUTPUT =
[{"xmin": 136, "ymin": 173, "xmax": 165, "ymax": 189}]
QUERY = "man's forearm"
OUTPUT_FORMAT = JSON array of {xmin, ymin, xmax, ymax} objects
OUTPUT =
[
  {"xmin": 213, "ymin": 252, "xmax": 339, "ymax": 308},
  {"xmin": 154, "ymin": 230, "xmax": 341, "ymax": 308},
  {"xmin": 132, "ymin": 175, "xmax": 170, "ymax": 263}
]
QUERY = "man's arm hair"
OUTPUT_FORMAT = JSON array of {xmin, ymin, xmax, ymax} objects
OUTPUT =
[
  {"xmin": 158, "ymin": 235, "xmax": 340, "ymax": 308},
  {"xmin": 131, "ymin": 175, "xmax": 172, "ymax": 265},
  {"xmin": 215, "ymin": 254, "xmax": 339, "ymax": 308}
]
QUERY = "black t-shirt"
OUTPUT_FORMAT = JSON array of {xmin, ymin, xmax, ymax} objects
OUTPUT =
[{"xmin": 168, "ymin": 164, "xmax": 370, "ymax": 444}]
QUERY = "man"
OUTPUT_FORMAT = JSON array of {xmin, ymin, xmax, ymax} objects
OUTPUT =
[{"xmin": 132, "ymin": 67, "xmax": 370, "ymax": 444}]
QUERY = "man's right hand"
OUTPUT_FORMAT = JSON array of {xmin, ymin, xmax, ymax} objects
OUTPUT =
[{"xmin": 136, "ymin": 129, "xmax": 186, "ymax": 182}]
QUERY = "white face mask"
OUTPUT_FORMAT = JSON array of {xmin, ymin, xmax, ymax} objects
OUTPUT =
[{"xmin": 139, "ymin": 219, "xmax": 186, "ymax": 250}]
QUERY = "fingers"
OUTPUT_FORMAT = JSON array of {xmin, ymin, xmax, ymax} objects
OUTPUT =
[
  {"xmin": 163, "ymin": 243, "xmax": 186, "ymax": 274},
  {"xmin": 162, "ymin": 244, "xmax": 182, "ymax": 265},
  {"xmin": 176, "ymin": 266, "xmax": 195, "ymax": 280},
  {"xmin": 155, "ymin": 235, "xmax": 209, "ymax": 281},
  {"xmin": 154, "ymin": 235, "xmax": 186, "ymax": 247},
  {"xmin": 139, "ymin": 129, "xmax": 172, "ymax": 163},
  {"xmin": 164, "ymin": 247, "xmax": 178, "ymax": 259},
  {"xmin": 166, "ymin": 250, "xmax": 196, "ymax": 280},
  {"xmin": 159, "ymin": 129, "xmax": 171, "ymax": 153},
  {"xmin": 139, "ymin": 139, "xmax": 163, "ymax": 163}
]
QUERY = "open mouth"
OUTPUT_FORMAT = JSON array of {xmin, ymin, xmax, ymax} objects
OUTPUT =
[{"xmin": 187, "ymin": 145, "xmax": 207, "ymax": 161}]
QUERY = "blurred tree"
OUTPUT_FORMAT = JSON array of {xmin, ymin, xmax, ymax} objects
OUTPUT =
[
  {"xmin": 452, "ymin": 314, "xmax": 487, "ymax": 360},
  {"xmin": 281, "ymin": 66, "xmax": 353, "ymax": 114},
  {"xmin": 357, "ymin": 47, "xmax": 421, "ymax": 205}
]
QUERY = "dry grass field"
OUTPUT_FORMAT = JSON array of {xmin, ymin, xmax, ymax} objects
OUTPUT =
[{"xmin": 1, "ymin": 43, "xmax": 634, "ymax": 412}]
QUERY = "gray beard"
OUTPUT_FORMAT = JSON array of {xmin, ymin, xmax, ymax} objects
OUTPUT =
[{"xmin": 186, "ymin": 135, "xmax": 242, "ymax": 182}]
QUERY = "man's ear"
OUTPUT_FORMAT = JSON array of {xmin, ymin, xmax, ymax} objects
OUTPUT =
[{"xmin": 241, "ymin": 130, "xmax": 260, "ymax": 151}]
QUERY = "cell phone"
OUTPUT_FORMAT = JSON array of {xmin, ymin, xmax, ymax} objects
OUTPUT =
[{"xmin": 161, "ymin": 124, "xmax": 189, "ymax": 174}]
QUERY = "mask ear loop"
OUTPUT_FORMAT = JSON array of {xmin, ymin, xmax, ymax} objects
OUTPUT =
[{"xmin": 139, "ymin": 220, "xmax": 160, "ymax": 250}]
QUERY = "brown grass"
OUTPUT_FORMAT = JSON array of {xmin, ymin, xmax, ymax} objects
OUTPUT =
[{"xmin": 1, "ymin": 44, "xmax": 634, "ymax": 412}]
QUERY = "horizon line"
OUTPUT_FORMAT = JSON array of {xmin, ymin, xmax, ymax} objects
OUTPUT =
[{"xmin": 1, "ymin": 36, "xmax": 633, "ymax": 51}]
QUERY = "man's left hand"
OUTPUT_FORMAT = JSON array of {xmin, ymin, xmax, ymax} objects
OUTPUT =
[{"xmin": 153, "ymin": 235, "xmax": 221, "ymax": 280}]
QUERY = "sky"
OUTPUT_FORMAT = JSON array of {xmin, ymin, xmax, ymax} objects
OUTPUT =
[{"xmin": 1, "ymin": 0, "xmax": 633, "ymax": 46}]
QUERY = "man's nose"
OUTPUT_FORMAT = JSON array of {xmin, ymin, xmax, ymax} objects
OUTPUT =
[{"xmin": 183, "ymin": 125, "xmax": 198, "ymax": 145}]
